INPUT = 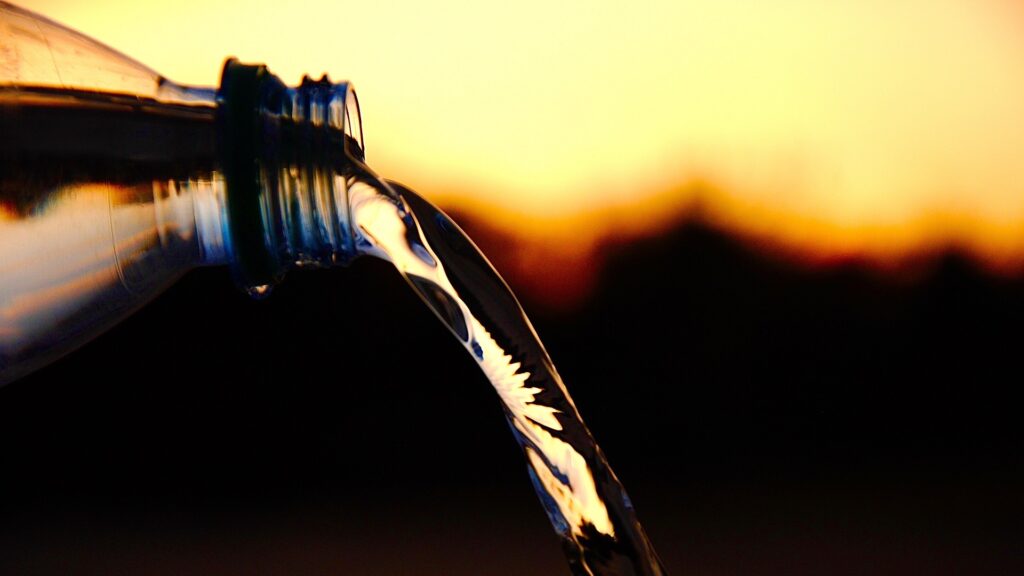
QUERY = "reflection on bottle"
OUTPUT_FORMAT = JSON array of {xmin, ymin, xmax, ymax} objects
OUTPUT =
[{"xmin": 0, "ymin": 85, "xmax": 226, "ymax": 382}]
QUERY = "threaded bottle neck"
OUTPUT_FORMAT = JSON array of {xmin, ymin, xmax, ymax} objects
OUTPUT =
[{"xmin": 217, "ymin": 59, "xmax": 365, "ymax": 294}]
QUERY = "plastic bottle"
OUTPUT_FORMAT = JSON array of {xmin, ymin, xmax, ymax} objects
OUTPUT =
[{"xmin": 0, "ymin": 2, "xmax": 367, "ymax": 384}]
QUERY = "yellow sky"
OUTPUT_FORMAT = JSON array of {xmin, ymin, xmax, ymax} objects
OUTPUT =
[{"xmin": 24, "ymin": 0, "xmax": 1024, "ymax": 275}]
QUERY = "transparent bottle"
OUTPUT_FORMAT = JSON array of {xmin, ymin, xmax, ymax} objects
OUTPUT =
[{"xmin": 0, "ymin": 2, "xmax": 367, "ymax": 384}]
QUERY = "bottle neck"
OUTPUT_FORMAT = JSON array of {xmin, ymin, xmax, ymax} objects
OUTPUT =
[{"xmin": 215, "ymin": 59, "xmax": 366, "ymax": 294}]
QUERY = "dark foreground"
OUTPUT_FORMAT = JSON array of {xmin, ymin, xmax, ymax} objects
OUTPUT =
[{"xmin": 1, "ymin": 216, "xmax": 1021, "ymax": 575}]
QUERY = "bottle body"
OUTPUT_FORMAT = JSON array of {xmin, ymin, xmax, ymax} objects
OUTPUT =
[
  {"xmin": 0, "ymin": 2, "xmax": 363, "ymax": 384},
  {"xmin": 0, "ymin": 3, "xmax": 230, "ymax": 382},
  {"xmin": 0, "ymin": 87, "xmax": 231, "ymax": 383}
]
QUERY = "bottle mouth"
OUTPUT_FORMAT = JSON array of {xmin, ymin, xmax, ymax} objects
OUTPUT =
[
  {"xmin": 216, "ymin": 58, "xmax": 365, "ymax": 293},
  {"xmin": 294, "ymin": 71, "xmax": 365, "ymax": 163},
  {"xmin": 338, "ymin": 81, "xmax": 364, "ymax": 163}
]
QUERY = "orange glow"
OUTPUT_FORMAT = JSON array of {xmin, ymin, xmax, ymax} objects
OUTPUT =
[{"xmin": 26, "ymin": 0, "xmax": 1024, "ymax": 303}]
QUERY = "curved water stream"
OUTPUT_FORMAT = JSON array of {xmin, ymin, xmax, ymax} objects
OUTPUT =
[{"xmin": 345, "ymin": 170, "xmax": 666, "ymax": 576}]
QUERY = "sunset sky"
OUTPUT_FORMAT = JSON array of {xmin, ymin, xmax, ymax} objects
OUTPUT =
[{"xmin": 24, "ymin": 0, "xmax": 1024, "ymax": 291}]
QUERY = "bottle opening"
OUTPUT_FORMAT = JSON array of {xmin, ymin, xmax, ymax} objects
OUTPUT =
[{"xmin": 343, "ymin": 86, "xmax": 364, "ymax": 162}]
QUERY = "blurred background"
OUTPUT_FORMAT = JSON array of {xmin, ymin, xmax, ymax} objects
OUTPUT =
[{"xmin": 2, "ymin": 1, "xmax": 1023, "ymax": 574}]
